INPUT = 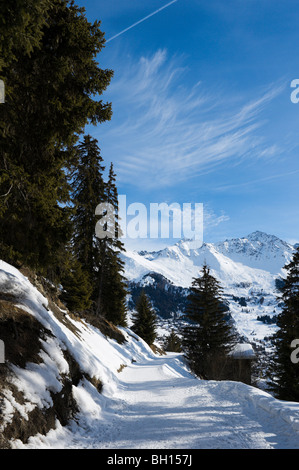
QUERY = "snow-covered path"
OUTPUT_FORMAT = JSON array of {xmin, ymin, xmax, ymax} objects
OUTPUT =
[
  {"xmin": 17, "ymin": 353, "xmax": 299, "ymax": 449},
  {"xmin": 96, "ymin": 356, "xmax": 299, "ymax": 449}
]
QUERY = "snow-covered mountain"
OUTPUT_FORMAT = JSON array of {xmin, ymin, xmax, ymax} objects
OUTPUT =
[{"xmin": 122, "ymin": 231, "xmax": 295, "ymax": 344}]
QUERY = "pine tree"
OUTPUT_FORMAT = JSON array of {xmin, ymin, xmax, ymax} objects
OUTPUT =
[
  {"xmin": 60, "ymin": 252, "xmax": 93, "ymax": 313},
  {"xmin": 95, "ymin": 163, "xmax": 128, "ymax": 327},
  {"xmin": 61, "ymin": 134, "xmax": 106, "ymax": 311},
  {"xmin": 0, "ymin": 0, "xmax": 51, "ymax": 73},
  {"xmin": 98, "ymin": 249, "xmax": 128, "ymax": 326},
  {"xmin": 0, "ymin": 0, "xmax": 113, "ymax": 274},
  {"xmin": 182, "ymin": 264, "xmax": 236, "ymax": 379},
  {"xmin": 68, "ymin": 142, "xmax": 127, "ymax": 325},
  {"xmin": 71, "ymin": 135, "xmax": 106, "ymax": 278},
  {"xmin": 132, "ymin": 291, "xmax": 157, "ymax": 346},
  {"xmin": 164, "ymin": 329, "xmax": 182, "ymax": 352},
  {"xmin": 268, "ymin": 247, "xmax": 299, "ymax": 401}
]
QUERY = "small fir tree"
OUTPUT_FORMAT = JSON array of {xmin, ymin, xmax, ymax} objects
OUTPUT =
[
  {"xmin": 182, "ymin": 264, "xmax": 236, "ymax": 379},
  {"xmin": 164, "ymin": 329, "xmax": 182, "ymax": 352},
  {"xmin": 132, "ymin": 291, "xmax": 157, "ymax": 346}
]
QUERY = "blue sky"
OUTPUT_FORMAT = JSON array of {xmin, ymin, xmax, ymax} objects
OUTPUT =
[{"xmin": 77, "ymin": 0, "xmax": 299, "ymax": 250}]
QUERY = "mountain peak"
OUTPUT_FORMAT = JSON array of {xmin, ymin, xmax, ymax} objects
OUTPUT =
[
  {"xmin": 175, "ymin": 238, "xmax": 204, "ymax": 250},
  {"xmin": 246, "ymin": 231, "xmax": 279, "ymax": 242}
]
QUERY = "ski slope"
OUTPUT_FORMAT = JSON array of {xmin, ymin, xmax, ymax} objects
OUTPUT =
[{"xmin": 14, "ymin": 352, "xmax": 299, "ymax": 450}]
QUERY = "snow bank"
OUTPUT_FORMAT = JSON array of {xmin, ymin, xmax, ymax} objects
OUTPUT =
[
  {"xmin": 221, "ymin": 380, "xmax": 299, "ymax": 433},
  {"xmin": 0, "ymin": 259, "xmax": 159, "ymax": 444}
]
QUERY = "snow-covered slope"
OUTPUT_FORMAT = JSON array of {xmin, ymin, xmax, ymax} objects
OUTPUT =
[
  {"xmin": 1, "ymin": 259, "xmax": 299, "ymax": 449},
  {"xmin": 122, "ymin": 232, "xmax": 295, "ymax": 343},
  {"xmin": 16, "ymin": 354, "xmax": 299, "ymax": 450},
  {"xmin": 0, "ymin": 259, "xmax": 159, "ymax": 447}
]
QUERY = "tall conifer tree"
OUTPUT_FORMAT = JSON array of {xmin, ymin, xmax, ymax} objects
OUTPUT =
[
  {"xmin": 0, "ymin": 0, "xmax": 51, "ymax": 72},
  {"xmin": 61, "ymin": 134, "xmax": 106, "ymax": 312},
  {"xmin": 95, "ymin": 163, "xmax": 127, "ymax": 326},
  {"xmin": 71, "ymin": 135, "xmax": 106, "ymax": 278},
  {"xmin": 269, "ymin": 248, "xmax": 299, "ymax": 401},
  {"xmin": 0, "ymin": 0, "xmax": 113, "ymax": 274},
  {"xmin": 182, "ymin": 264, "xmax": 236, "ymax": 379}
]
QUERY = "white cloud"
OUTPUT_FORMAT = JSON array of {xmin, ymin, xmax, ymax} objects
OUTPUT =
[
  {"xmin": 98, "ymin": 49, "xmax": 283, "ymax": 189},
  {"xmin": 204, "ymin": 207, "xmax": 230, "ymax": 231}
]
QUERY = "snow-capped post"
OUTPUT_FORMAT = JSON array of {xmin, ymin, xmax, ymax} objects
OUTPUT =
[{"xmin": 0, "ymin": 340, "xmax": 5, "ymax": 363}]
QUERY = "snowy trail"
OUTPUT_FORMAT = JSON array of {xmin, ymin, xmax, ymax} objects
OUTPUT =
[
  {"xmin": 18, "ymin": 353, "xmax": 299, "ymax": 449},
  {"xmin": 98, "ymin": 356, "xmax": 299, "ymax": 449}
]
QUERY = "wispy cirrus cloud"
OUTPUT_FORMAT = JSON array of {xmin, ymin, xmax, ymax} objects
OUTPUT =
[
  {"xmin": 98, "ymin": 49, "xmax": 284, "ymax": 189},
  {"xmin": 214, "ymin": 168, "xmax": 299, "ymax": 192}
]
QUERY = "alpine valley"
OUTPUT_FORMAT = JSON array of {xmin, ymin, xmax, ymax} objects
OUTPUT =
[{"xmin": 122, "ymin": 231, "xmax": 295, "ymax": 356}]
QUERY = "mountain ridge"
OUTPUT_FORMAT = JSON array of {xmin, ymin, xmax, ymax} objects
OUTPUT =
[
  {"xmin": 122, "ymin": 231, "xmax": 295, "ymax": 344},
  {"xmin": 123, "ymin": 230, "xmax": 294, "ymax": 285}
]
